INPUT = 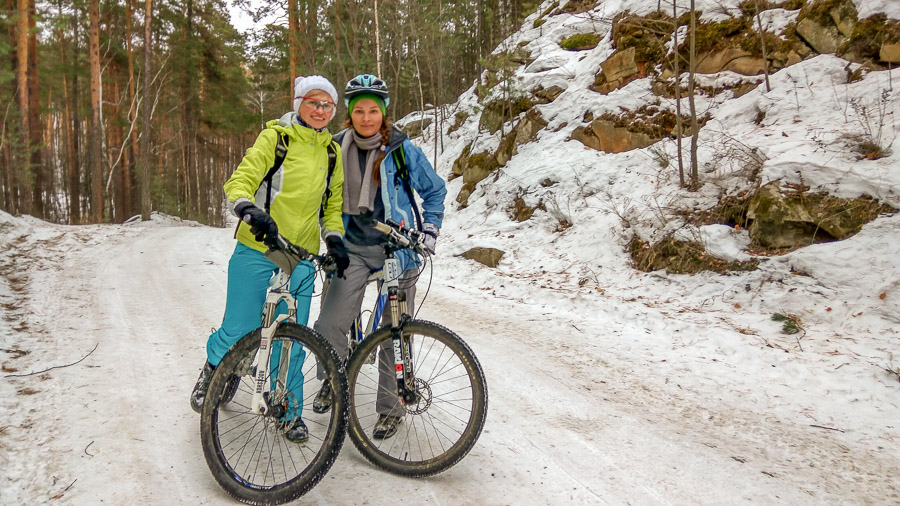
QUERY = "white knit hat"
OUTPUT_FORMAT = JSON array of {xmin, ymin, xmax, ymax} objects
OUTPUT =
[{"xmin": 293, "ymin": 75, "xmax": 339, "ymax": 120}]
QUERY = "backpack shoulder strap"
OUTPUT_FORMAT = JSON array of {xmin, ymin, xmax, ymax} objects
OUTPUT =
[
  {"xmin": 392, "ymin": 145, "xmax": 409, "ymax": 183},
  {"xmin": 319, "ymin": 141, "xmax": 339, "ymax": 219},
  {"xmin": 391, "ymin": 145, "xmax": 422, "ymax": 231},
  {"xmin": 262, "ymin": 133, "xmax": 289, "ymax": 214}
]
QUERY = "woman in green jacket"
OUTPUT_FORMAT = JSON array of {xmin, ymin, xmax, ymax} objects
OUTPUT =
[{"xmin": 190, "ymin": 75, "xmax": 351, "ymax": 444}]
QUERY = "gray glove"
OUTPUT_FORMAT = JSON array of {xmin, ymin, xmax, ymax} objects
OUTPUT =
[{"xmin": 421, "ymin": 222, "xmax": 439, "ymax": 254}]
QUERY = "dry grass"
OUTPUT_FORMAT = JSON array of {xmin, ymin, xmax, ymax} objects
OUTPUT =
[{"xmin": 629, "ymin": 236, "xmax": 759, "ymax": 274}]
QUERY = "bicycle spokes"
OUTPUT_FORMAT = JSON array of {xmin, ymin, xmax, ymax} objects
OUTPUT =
[
  {"xmin": 200, "ymin": 325, "xmax": 348, "ymax": 503},
  {"xmin": 346, "ymin": 320, "xmax": 487, "ymax": 476}
]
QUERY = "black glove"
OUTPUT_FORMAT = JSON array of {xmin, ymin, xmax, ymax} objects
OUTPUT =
[
  {"xmin": 236, "ymin": 202, "xmax": 279, "ymax": 248},
  {"xmin": 325, "ymin": 236, "xmax": 350, "ymax": 278}
]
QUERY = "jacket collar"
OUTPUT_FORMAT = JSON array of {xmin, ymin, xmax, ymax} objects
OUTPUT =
[{"xmin": 266, "ymin": 112, "xmax": 333, "ymax": 146}]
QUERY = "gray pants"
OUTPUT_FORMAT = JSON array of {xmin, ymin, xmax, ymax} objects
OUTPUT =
[{"xmin": 314, "ymin": 241, "xmax": 415, "ymax": 417}]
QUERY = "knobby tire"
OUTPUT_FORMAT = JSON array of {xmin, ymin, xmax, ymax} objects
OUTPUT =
[
  {"xmin": 200, "ymin": 323, "xmax": 348, "ymax": 505},
  {"xmin": 345, "ymin": 320, "xmax": 487, "ymax": 477}
]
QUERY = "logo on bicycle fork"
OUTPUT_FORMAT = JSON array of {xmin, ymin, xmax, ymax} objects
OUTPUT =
[{"xmin": 393, "ymin": 339, "xmax": 403, "ymax": 377}]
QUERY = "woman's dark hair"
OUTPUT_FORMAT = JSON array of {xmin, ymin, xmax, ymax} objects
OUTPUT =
[{"xmin": 343, "ymin": 115, "xmax": 393, "ymax": 185}]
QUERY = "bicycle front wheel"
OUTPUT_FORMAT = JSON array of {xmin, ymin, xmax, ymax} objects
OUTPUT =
[
  {"xmin": 200, "ymin": 323, "xmax": 348, "ymax": 505},
  {"xmin": 346, "ymin": 320, "xmax": 487, "ymax": 476}
]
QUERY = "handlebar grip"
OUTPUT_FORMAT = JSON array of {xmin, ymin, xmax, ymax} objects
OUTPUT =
[{"xmin": 373, "ymin": 221, "xmax": 393, "ymax": 235}]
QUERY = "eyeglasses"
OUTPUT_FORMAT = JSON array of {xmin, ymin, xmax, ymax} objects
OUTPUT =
[{"xmin": 300, "ymin": 96, "xmax": 335, "ymax": 112}]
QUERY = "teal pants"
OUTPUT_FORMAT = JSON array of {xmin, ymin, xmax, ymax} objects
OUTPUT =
[{"xmin": 207, "ymin": 242, "xmax": 315, "ymax": 418}]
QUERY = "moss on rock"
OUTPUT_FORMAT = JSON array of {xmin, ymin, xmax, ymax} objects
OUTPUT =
[
  {"xmin": 560, "ymin": 33, "xmax": 602, "ymax": 50},
  {"xmin": 612, "ymin": 11, "xmax": 673, "ymax": 64}
]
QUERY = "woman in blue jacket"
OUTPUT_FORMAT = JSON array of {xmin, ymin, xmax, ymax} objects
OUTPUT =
[{"xmin": 312, "ymin": 74, "xmax": 447, "ymax": 439}]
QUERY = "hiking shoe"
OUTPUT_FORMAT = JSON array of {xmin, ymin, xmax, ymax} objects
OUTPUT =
[
  {"xmin": 312, "ymin": 383, "xmax": 333, "ymax": 414},
  {"xmin": 190, "ymin": 362, "xmax": 215, "ymax": 414},
  {"xmin": 373, "ymin": 414, "xmax": 402, "ymax": 439},
  {"xmin": 284, "ymin": 419, "xmax": 309, "ymax": 444}
]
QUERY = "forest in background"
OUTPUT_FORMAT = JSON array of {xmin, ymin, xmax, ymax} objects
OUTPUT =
[{"xmin": 0, "ymin": 0, "xmax": 539, "ymax": 226}]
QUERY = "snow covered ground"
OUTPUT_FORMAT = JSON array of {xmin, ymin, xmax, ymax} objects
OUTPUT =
[
  {"xmin": 0, "ymin": 204, "xmax": 897, "ymax": 505},
  {"xmin": 2, "ymin": 0, "xmax": 900, "ymax": 504}
]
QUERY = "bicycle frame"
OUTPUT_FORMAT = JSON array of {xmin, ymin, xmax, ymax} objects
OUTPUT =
[
  {"xmin": 358, "ymin": 221, "xmax": 422, "ymax": 405},
  {"xmin": 349, "ymin": 264, "xmax": 404, "ymax": 344}
]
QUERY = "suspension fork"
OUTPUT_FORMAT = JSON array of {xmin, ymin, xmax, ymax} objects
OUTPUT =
[
  {"xmin": 384, "ymin": 257, "xmax": 416, "ymax": 404},
  {"xmin": 250, "ymin": 276, "xmax": 294, "ymax": 416}
]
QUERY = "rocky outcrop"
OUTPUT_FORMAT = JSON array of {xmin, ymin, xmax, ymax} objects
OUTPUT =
[
  {"xmin": 453, "ymin": 109, "xmax": 548, "ymax": 205},
  {"xmin": 451, "ymin": 145, "xmax": 499, "ymax": 195},
  {"xmin": 882, "ymin": 43, "xmax": 900, "ymax": 63},
  {"xmin": 770, "ymin": 50, "xmax": 804, "ymax": 69},
  {"xmin": 496, "ymin": 109, "xmax": 548, "ymax": 166},
  {"xmin": 747, "ymin": 181, "xmax": 893, "ymax": 249},
  {"xmin": 571, "ymin": 118, "xmax": 661, "ymax": 154},
  {"xmin": 532, "ymin": 85, "xmax": 565, "ymax": 104},
  {"xmin": 479, "ymin": 97, "xmax": 533, "ymax": 134},
  {"xmin": 402, "ymin": 118, "xmax": 433, "ymax": 138},
  {"xmin": 797, "ymin": 17, "xmax": 846, "ymax": 54},
  {"xmin": 459, "ymin": 247, "xmax": 505, "ymax": 268},
  {"xmin": 796, "ymin": 0, "xmax": 859, "ymax": 55},
  {"xmin": 695, "ymin": 48, "xmax": 767, "ymax": 75},
  {"xmin": 592, "ymin": 47, "xmax": 642, "ymax": 94}
]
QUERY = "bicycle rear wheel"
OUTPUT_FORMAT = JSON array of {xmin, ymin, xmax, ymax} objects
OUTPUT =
[
  {"xmin": 345, "ymin": 320, "xmax": 487, "ymax": 477},
  {"xmin": 200, "ymin": 323, "xmax": 348, "ymax": 505}
]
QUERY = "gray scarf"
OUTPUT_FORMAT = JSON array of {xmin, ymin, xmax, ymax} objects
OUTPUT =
[{"xmin": 341, "ymin": 130, "xmax": 383, "ymax": 215}]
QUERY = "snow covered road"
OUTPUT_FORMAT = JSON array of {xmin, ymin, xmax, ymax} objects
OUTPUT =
[{"xmin": 1, "ymin": 217, "xmax": 897, "ymax": 504}]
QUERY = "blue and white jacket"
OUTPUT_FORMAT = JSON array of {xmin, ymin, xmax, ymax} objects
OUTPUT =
[{"xmin": 334, "ymin": 126, "xmax": 447, "ymax": 269}]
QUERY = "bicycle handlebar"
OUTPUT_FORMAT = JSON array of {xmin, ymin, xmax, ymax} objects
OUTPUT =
[
  {"xmin": 374, "ymin": 219, "xmax": 429, "ymax": 256},
  {"xmin": 261, "ymin": 233, "xmax": 336, "ymax": 275}
]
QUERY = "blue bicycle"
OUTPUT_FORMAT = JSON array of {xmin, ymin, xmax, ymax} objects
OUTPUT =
[{"xmin": 339, "ymin": 220, "xmax": 488, "ymax": 477}]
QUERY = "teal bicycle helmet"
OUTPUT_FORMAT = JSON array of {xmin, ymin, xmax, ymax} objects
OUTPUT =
[{"xmin": 344, "ymin": 74, "xmax": 390, "ymax": 108}]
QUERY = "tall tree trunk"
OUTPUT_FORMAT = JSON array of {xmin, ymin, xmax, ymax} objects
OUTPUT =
[
  {"xmin": 4, "ymin": 0, "xmax": 16, "ymax": 213},
  {"xmin": 288, "ymin": 0, "xmax": 298, "ymax": 86},
  {"xmin": 57, "ymin": 0, "xmax": 74, "ymax": 222},
  {"xmin": 332, "ymin": 4, "xmax": 347, "ymax": 84},
  {"xmin": 688, "ymin": 0, "xmax": 699, "ymax": 188},
  {"xmin": 69, "ymin": 4, "xmax": 84, "ymax": 223},
  {"xmin": 307, "ymin": 0, "xmax": 318, "ymax": 73},
  {"xmin": 110, "ymin": 76, "xmax": 126, "ymax": 222},
  {"xmin": 26, "ymin": 0, "xmax": 42, "ymax": 218},
  {"xmin": 63, "ymin": 75, "xmax": 77, "ymax": 221},
  {"xmin": 374, "ymin": 0, "xmax": 382, "ymax": 76},
  {"xmin": 139, "ymin": 0, "xmax": 153, "ymax": 220},
  {"xmin": 673, "ymin": 0, "xmax": 684, "ymax": 187},
  {"xmin": 755, "ymin": 0, "xmax": 771, "ymax": 92},
  {"xmin": 16, "ymin": 0, "xmax": 30, "ymax": 215},
  {"xmin": 125, "ymin": 0, "xmax": 136, "ymax": 217},
  {"xmin": 180, "ymin": 0, "xmax": 196, "ymax": 219},
  {"xmin": 88, "ymin": 0, "xmax": 103, "ymax": 221}
]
